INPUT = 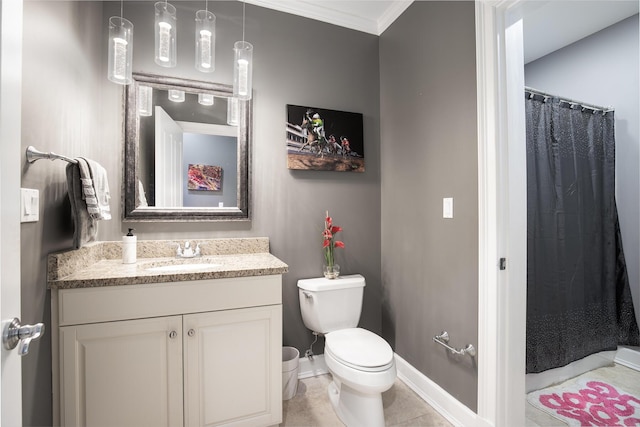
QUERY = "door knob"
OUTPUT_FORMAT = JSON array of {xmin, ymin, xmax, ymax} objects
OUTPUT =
[{"xmin": 3, "ymin": 318, "xmax": 45, "ymax": 356}]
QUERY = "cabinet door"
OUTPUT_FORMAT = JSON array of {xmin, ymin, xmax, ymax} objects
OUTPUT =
[
  {"xmin": 184, "ymin": 305, "xmax": 282, "ymax": 427},
  {"xmin": 60, "ymin": 316, "xmax": 184, "ymax": 427}
]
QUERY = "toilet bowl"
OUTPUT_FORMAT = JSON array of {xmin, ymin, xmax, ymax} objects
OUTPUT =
[
  {"xmin": 297, "ymin": 275, "xmax": 396, "ymax": 427},
  {"xmin": 324, "ymin": 328, "xmax": 396, "ymax": 427}
]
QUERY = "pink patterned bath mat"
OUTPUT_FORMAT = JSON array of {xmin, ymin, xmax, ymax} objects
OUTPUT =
[{"xmin": 527, "ymin": 379, "xmax": 640, "ymax": 426}]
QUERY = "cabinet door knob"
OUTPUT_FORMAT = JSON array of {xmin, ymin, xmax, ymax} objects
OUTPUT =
[
  {"xmin": 169, "ymin": 331, "xmax": 177, "ymax": 339},
  {"xmin": 188, "ymin": 329, "xmax": 195, "ymax": 337}
]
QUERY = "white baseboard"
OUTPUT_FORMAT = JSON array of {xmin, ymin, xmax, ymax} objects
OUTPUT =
[
  {"xmin": 615, "ymin": 346, "xmax": 640, "ymax": 372},
  {"xmin": 297, "ymin": 352, "xmax": 490, "ymax": 427},
  {"xmin": 298, "ymin": 354, "xmax": 329, "ymax": 379},
  {"xmin": 394, "ymin": 353, "xmax": 489, "ymax": 427}
]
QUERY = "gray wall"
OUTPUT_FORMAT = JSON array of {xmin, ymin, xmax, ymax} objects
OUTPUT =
[
  {"xmin": 20, "ymin": 3, "xmax": 121, "ymax": 426},
  {"xmin": 182, "ymin": 133, "xmax": 237, "ymax": 208},
  {"xmin": 379, "ymin": 1, "xmax": 479, "ymax": 411},
  {"xmin": 525, "ymin": 15, "xmax": 640, "ymax": 327},
  {"xmin": 20, "ymin": 1, "xmax": 381, "ymax": 425}
]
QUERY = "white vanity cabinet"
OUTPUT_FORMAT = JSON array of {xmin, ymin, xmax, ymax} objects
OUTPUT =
[
  {"xmin": 52, "ymin": 275, "xmax": 283, "ymax": 427},
  {"xmin": 59, "ymin": 316, "xmax": 185, "ymax": 427}
]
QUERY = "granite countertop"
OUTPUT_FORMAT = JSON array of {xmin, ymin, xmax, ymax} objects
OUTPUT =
[{"xmin": 48, "ymin": 238, "xmax": 289, "ymax": 290}]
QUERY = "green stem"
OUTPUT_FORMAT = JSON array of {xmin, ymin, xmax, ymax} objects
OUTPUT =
[{"xmin": 324, "ymin": 242, "xmax": 334, "ymax": 269}]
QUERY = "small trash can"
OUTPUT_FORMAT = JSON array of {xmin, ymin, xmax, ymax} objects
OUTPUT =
[{"xmin": 282, "ymin": 346, "xmax": 300, "ymax": 400}]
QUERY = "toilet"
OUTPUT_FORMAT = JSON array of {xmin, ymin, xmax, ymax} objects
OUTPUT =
[{"xmin": 297, "ymin": 274, "xmax": 396, "ymax": 427}]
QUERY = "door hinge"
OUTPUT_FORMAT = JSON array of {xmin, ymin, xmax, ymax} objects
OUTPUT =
[{"xmin": 499, "ymin": 258, "xmax": 506, "ymax": 270}]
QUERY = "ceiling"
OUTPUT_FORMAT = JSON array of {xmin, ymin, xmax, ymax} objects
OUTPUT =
[
  {"xmin": 245, "ymin": 0, "xmax": 639, "ymax": 62},
  {"xmin": 522, "ymin": 1, "xmax": 639, "ymax": 64}
]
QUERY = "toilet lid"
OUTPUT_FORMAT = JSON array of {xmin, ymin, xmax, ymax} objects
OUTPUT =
[{"xmin": 325, "ymin": 328, "xmax": 394, "ymax": 370}]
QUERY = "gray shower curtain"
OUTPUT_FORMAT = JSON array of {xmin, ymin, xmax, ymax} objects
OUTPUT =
[{"xmin": 526, "ymin": 93, "xmax": 640, "ymax": 374}]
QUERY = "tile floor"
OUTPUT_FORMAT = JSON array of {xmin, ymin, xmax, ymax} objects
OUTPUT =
[
  {"xmin": 280, "ymin": 374, "xmax": 453, "ymax": 427},
  {"xmin": 280, "ymin": 364, "xmax": 640, "ymax": 426}
]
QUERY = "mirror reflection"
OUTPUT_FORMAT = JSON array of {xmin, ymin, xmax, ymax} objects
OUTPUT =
[{"xmin": 124, "ymin": 73, "xmax": 250, "ymax": 221}]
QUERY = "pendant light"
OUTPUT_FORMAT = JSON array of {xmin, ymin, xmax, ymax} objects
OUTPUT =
[
  {"xmin": 107, "ymin": 1, "xmax": 133, "ymax": 85},
  {"xmin": 198, "ymin": 93, "xmax": 215, "ymax": 106},
  {"xmin": 138, "ymin": 85, "xmax": 153, "ymax": 116},
  {"xmin": 195, "ymin": 1, "xmax": 216, "ymax": 73},
  {"xmin": 154, "ymin": 1, "xmax": 177, "ymax": 67},
  {"xmin": 227, "ymin": 97, "xmax": 239, "ymax": 126},
  {"xmin": 168, "ymin": 90, "xmax": 185, "ymax": 102},
  {"xmin": 233, "ymin": 1, "xmax": 253, "ymax": 100}
]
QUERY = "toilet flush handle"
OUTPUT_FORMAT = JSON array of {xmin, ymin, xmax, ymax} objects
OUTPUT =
[{"xmin": 302, "ymin": 291, "xmax": 313, "ymax": 300}]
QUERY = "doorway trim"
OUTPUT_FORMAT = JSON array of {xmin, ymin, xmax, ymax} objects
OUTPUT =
[
  {"xmin": 475, "ymin": 1, "xmax": 527, "ymax": 425},
  {"xmin": 0, "ymin": 0, "xmax": 25, "ymax": 424}
]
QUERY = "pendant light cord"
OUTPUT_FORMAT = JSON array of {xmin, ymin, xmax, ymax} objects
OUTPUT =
[
  {"xmin": 120, "ymin": 0, "xmax": 123, "ymax": 19},
  {"xmin": 206, "ymin": 0, "xmax": 209, "ymax": 13},
  {"xmin": 242, "ymin": 1, "xmax": 246, "ymax": 43}
]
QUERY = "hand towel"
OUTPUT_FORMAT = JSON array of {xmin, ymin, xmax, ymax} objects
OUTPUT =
[
  {"xmin": 137, "ymin": 179, "xmax": 149, "ymax": 207},
  {"xmin": 65, "ymin": 163, "xmax": 98, "ymax": 248},
  {"xmin": 77, "ymin": 157, "xmax": 112, "ymax": 220}
]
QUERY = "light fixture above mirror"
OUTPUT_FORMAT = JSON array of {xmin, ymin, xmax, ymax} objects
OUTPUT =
[
  {"xmin": 154, "ymin": 1, "xmax": 177, "ymax": 67},
  {"xmin": 107, "ymin": 1, "xmax": 133, "ymax": 85},
  {"xmin": 233, "ymin": 1, "xmax": 253, "ymax": 101},
  {"xmin": 107, "ymin": 1, "xmax": 253, "ymax": 87},
  {"xmin": 195, "ymin": 3, "xmax": 216, "ymax": 73}
]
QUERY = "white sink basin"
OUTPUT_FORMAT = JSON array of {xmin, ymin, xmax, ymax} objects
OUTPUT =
[{"xmin": 145, "ymin": 263, "xmax": 222, "ymax": 273}]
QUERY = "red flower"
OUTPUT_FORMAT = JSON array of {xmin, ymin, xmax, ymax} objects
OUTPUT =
[{"xmin": 323, "ymin": 210, "xmax": 345, "ymax": 269}]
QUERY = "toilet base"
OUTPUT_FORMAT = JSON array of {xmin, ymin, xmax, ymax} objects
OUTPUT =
[{"xmin": 327, "ymin": 378, "xmax": 385, "ymax": 427}]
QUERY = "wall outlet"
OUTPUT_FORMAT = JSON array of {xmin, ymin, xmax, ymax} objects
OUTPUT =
[
  {"xmin": 21, "ymin": 188, "xmax": 39, "ymax": 223},
  {"xmin": 443, "ymin": 197, "xmax": 453, "ymax": 219}
]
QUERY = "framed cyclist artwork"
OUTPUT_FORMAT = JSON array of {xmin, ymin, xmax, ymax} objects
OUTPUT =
[{"xmin": 285, "ymin": 104, "xmax": 364, "ymax": 172}]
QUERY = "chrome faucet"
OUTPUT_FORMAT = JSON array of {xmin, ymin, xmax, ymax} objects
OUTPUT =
[{"xmin": 175, "ymin": 241, "xmax": 200, "ymax": 258}]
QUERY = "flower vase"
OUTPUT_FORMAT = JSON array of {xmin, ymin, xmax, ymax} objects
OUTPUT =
[{"xmin": 323, "ymin": 263, "xmax": 340, "ymax": 279}]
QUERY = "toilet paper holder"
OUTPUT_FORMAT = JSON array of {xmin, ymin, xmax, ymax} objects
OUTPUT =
[{"xmin": 433, "ymin": 331, "xmax": 476, "ymax": 357}]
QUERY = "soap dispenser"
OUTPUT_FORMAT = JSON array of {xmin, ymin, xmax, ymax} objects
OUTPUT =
[{"xmin": 122, "ymin": 228, "xmax": 137, "ymax": 264}]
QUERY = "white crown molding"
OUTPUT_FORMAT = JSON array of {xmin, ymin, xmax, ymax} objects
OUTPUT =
[
  {"xmin": 244, "ymin": 0, "xmax": 411, "ymax": 36},
  {"xmin": 377, "ymin": 1, "xmax": 413, "ymax": 35}
]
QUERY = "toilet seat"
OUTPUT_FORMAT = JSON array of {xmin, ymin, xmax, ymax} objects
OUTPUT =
[{"xmin": 325, "ymin": 328, "xmax": 394, "ymax": 372}]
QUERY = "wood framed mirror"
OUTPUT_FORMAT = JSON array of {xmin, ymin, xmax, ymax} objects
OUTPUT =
[{"xmin": 123, "ymin": 73, "xmax": 251, "ymax": 221}]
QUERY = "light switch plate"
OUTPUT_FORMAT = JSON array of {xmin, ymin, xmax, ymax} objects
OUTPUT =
[
  {"xmin": 443, "ymin": 197, "xmax": 453, "ymax": 219},
  {"xmin": 21, "ymin": 188, "xmax": 39, "ymax": 223}
]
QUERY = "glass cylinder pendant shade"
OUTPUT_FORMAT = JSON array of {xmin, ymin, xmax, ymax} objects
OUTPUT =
[
  {"xmin": 107, "ymin": 17, "xmax": 133, "ymax": 85},
  {"xmin": 154, "ymin": 2, "xmax": 177, "ymax": 67},
  {"xmin": 138, "ymin": 85, "xmax": 153, "ymax": 116},
  {"xmin": 198, "ymin": 93, "xmax": 215, "ymax": 106},
  {"xmin": 168, "ymin": 90, "xmax": 185, "ymax": 102},
  {"xmin": 233, "ymin": 41, "xmax": 253, "ymax": 100},
  {"xmin": 227, "ymin": 97, "xmax": 239, "ymax": 126},
  {"xmin": 195, "ymin": 10, "xmax": 216, "ymax": 73}
]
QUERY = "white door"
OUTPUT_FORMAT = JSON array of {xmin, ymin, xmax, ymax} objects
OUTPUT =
[
  {"xmin": 1, "ymin": 0, "xmax": 24, "ymax": 425},
  {"xmin": 155, "ymin": 106, "xmax": 184, "ymax": 207}
]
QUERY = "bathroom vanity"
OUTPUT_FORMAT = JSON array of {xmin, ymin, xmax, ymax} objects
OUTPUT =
[{"xmin": 48, "ymin": 238, "xmax": 288, "ymax": 427}]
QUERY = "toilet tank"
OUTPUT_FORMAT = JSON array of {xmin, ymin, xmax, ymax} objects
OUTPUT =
[{"xmin": 297, "ymin": 274, "xmax": 365, "ymax": 334}]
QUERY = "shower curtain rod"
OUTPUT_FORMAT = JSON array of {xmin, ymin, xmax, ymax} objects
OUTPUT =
[{"xmin": 525, "ymin": 86, "xmax": 614, "ymax": 113}]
